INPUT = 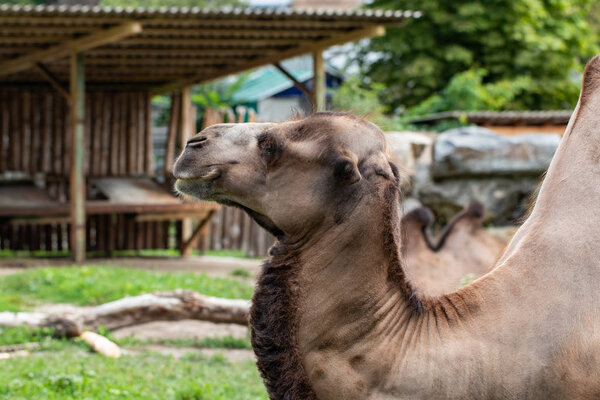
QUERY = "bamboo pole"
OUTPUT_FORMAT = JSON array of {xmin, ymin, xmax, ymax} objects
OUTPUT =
[
  {"xmin": 69, "ymin": 52, "xmax": 86, "ymax": 263},
  {"xmin": 179, "ymin": 86, "xmax": 194, "ymax": 257}
]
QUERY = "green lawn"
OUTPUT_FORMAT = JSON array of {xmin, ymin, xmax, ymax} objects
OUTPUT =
[
  {"xmin": 0, "ymin": 266, "xmax": 254, "ymax": 311},
  {"xmin": 0, "ymin": 345, "xmax": 267, "ymax": 400},
  {"xmin": 0, "ymin": 267, "xmax": 264, "ymax": 399}
]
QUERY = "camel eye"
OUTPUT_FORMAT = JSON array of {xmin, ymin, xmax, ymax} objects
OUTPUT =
[{"xmin": 257, "ymin": 134, "xmax": 281, "ymax": 164}]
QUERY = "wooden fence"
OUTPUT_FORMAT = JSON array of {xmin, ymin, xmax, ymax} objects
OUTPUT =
[
  {"xmin": 0, "ymin": 93, "xmax": 274, "ymax": 257},
  {"xmin": 0, "ymin": 88, "xmax": 172, "ymax": 253}
]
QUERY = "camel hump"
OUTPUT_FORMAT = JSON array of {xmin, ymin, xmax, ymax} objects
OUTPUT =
[
  {"xmin": 581, "ymin": 55, "xmax": 600, "ymax": 104},
  {"xmin": 403, "ymin": 207, "xmax": 434, "ymax": 227}
]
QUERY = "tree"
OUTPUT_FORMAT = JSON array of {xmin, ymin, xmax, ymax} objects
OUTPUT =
[{"xmin": 361, "ymin": 0, "xmax": 598, "ymax": 111}]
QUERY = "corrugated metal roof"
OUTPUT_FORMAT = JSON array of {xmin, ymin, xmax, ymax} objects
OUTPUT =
[
  {"xmin": 0, "ymin": 4, "xmax": 417, "ymax": 91},
  {"xmin": 0, "ymin": 4, "xmax": 416, "ymax": 20},
  {"xmin": 410, "ymin": 110, "xmax": 573, "ymax": 126}
]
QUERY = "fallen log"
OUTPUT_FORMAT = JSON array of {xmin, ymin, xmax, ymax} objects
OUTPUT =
[{"xmin": 0, "ymin": 290, "xmax": 251, "ymax": 337}]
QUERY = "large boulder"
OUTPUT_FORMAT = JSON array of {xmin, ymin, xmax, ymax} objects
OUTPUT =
[
  {"xmin": 432, "ymin": 126, "xmax": 560, "ymax": 179},
  {"xmin": 415, "ymin": 162, "xmax": 541, "ymax": 225},
  {"xmin": 385, "ymin": 131, "xmax": 433, "ymax": 192}
]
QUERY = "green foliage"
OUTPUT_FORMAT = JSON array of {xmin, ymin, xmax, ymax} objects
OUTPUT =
[
  {"xmin": 0, "ymin": 266, "xmax": 254, "ymax": 311},
  {"xmin": 363, "ymin": 0, "xmax": 598, "ymax": 111},
  {"xmin": 406, "ymin": 69, "xmax": 532, "ymax": 116},
  {"xmin": 0, "ymin": 350, "xmax": 267, "ymax": 399},
  {"xmin": 331, "ymin": 75, "xmax": 410, "ymax": 130}
]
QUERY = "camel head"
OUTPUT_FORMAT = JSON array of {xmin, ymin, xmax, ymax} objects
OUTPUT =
[{"xmin": 173, "ymin": 112, "xmax": 397, "ymax": 240}]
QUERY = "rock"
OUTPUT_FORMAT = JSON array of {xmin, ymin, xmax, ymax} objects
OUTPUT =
[
  {"xmin": 385, "ymin": 131, "xmax": 433, "ymax": 192},
  {"xmin": 415, "ymin": 175, "xmax": 540, "ymax": 225},
  {"xmin": 432, "ymin": 126, "xmax": 560, "ymax": 179},
  {"xmin": 399, "ymin": 196, "xmax": 423, "ymax": 215}
]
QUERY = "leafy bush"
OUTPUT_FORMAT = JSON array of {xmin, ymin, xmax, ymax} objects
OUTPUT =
[{"xmin": 362, "ymin": 0, "xmax": 598, "ymax": 111}]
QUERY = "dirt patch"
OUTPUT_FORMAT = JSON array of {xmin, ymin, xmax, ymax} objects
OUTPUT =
[
  {"xmin": 112, "ymin": 320, "xmax": 248, "ymax": 341},
  {"xmin": 124, "ymin": 345, "xmax": 255, "ymax": 362},
  {"xmin": 0, "ymin": 267, "xmax": 23, "ymax": 277}
]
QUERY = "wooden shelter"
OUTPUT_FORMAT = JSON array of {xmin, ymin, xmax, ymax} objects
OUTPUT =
[{"xmin": 0, "ymin": 4, "xmax": 414, "ymax": 262}]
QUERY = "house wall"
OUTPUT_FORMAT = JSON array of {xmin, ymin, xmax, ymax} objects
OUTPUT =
[{"xmin": 257, "ymin": 96, "xmax": 311, "ymax": 121}]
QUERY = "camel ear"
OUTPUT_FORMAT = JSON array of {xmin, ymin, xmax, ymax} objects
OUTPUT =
[
  {"xmin": 333, "ymin": 157, "xmax": 361, "ymax": 185},
  {"xmin": 580, "ymin": 55, "xmax": 600, "ymax": 105}
]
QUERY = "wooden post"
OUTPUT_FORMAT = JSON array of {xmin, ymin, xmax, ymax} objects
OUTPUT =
[
  {"xmin": 70, "ymin": 52, "xmax": 86, "ymax": 263},
  {"xmin": 179, "ymin": 86, "xmax": 194, "ymax": 257},
  {"xmin": 313, "ymin": 50, "xmax": 326, "ymax": 112}
]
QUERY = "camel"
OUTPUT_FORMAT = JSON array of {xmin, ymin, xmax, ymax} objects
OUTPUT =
[
  {"xmin": 173, "ymin": 55, "xmax": 600, "ymax": 400},
  {"xmin": 402, "ymin": 201, "xmax": 506, "ymax": 296}
]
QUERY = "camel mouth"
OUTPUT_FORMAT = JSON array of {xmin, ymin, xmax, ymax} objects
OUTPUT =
[
  {"xmin": 173, "ymin": 165, "xmax": 223, "ymax": 181},
  {"xmin": 174, "ymin": 166, "xmax": 223, "ymax": 201}
]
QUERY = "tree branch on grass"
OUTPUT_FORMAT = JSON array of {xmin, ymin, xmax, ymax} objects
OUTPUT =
[{"xmin": 0, "ymin": 290, "xmax": 250, "ymax": 337}]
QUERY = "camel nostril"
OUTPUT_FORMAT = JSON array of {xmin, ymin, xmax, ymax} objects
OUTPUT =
[{"xmin": 186, "ymin": 136, "xmax": 207, "ymax": 149}]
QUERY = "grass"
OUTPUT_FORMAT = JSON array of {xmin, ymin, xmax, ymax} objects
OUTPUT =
[
  {"xmin": 115, "ymin": 335, "xmax": 252, "ymax": 350},
  {"xmin": 230, "ymin": 268, "xmax": 253, "ymax": 278},
  {"xmin": 0, "ymin": 347, "xmax": 267, "ymax": 400},
  {"xmin": 0, "ymin": 267, "xmax": 265, "ymax": 399},
  {"xmin": 0, "ymin": 266, "xmax": 254, "ymax": 311}
]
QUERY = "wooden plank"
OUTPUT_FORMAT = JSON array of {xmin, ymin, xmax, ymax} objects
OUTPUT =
[
  {"xmin": 52, "ymin": 93, "xmax": 63, "ymax": 174},
  {"xmin": 127, "ymin": 92, "xmax": 137, "ymax": 174},
  {"xmin": 20, "ymin": 92, "xmax": 31, "ymax": 172},
  {"xmin": 0, "ymin": 22, "xmax": 142, "ymax": 78},
  {"xmin": 8, "ymin": 91, "xmax": 19, "ymax": 171},
  {"xmin": 100, "ymin": 91, "xmax": 111, "ymax": 176},
  {"xmin": 40, "ymin": 92, "xmax": 51, "ymax": 173},
  {"xmin": 144, "ymin": 92, "xmax": 153, "ymax": 175},
  {"xmin": 92, "ymin": 92, "xmax": 103, "ymax": 176},
  {"xmin": 0, "ymin": 90, "xmax": 6, "ymax": 173},
  {"xmin": 29, "ymin": 91, "xmax": 41, "ymax": 173},
  {"xmin": 119, "ymin": 94, "xmax": 128, "ymax": 174},
  {"xmin": 69, "ymin": 52, "xmax": 86, "ymax": 263},
  {"xmin": 164, "ymin": 93, "xmax": 180, "ymax": 177},
  {"xmin": 155, "ymin": 25, "xmax": 386, "ymax": 94},
  {"xmin": 136, "ymin": 92, "xmax": 145, "ymax": 174},
  {"xmin": 313, "ymin": 51, "xmax": 326, "ymax": 112},
  {"xmin": 109, "ymin": 92, "xmax": 119, "ymax": 175}
]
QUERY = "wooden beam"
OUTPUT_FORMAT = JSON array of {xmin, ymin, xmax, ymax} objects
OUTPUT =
[
  {"xmin": 313, "ymin": 51, "xmax": 326, "ymax": 112},
  {"xmin": 180, "ymin": 209, "xmax": 217, "ymax": 255},
  {"xmin": 116, "ymin": 37, "xmax": 304, "ymax": 47},
  {"xmin": 34, "ymin": 63, "xmax": 70, "ymax": 101},
  {"xmin": 87, "ymin": 48, "xmax": 275, "ymax": 57},
  {"xmin": 155, "ymin": 25, "xmax": 386, "ymax": 94},
  {"xmin": 179, "ymin": 86, "xmax": 195, "ymax": 257},
  {"xmin": 274, "ymin": 62, "xmax": 314, "ymax": 103},
  {"xmin": 70, "ymin": 52, "xmax": 86, "ymax": 263},
  {"xmin": 0, "ymin": 22, "xmax": 142, "ymax": 78}
]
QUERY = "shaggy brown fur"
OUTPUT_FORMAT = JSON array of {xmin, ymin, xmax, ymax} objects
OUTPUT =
[{"xmin": 250, "ymin": 245, "xmax": 318, "ymax": 400}]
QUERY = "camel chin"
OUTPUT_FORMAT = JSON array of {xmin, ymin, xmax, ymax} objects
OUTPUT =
[{"xmin": 174, "ymin": 170, "xmax": 220, "ymax": 201}]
